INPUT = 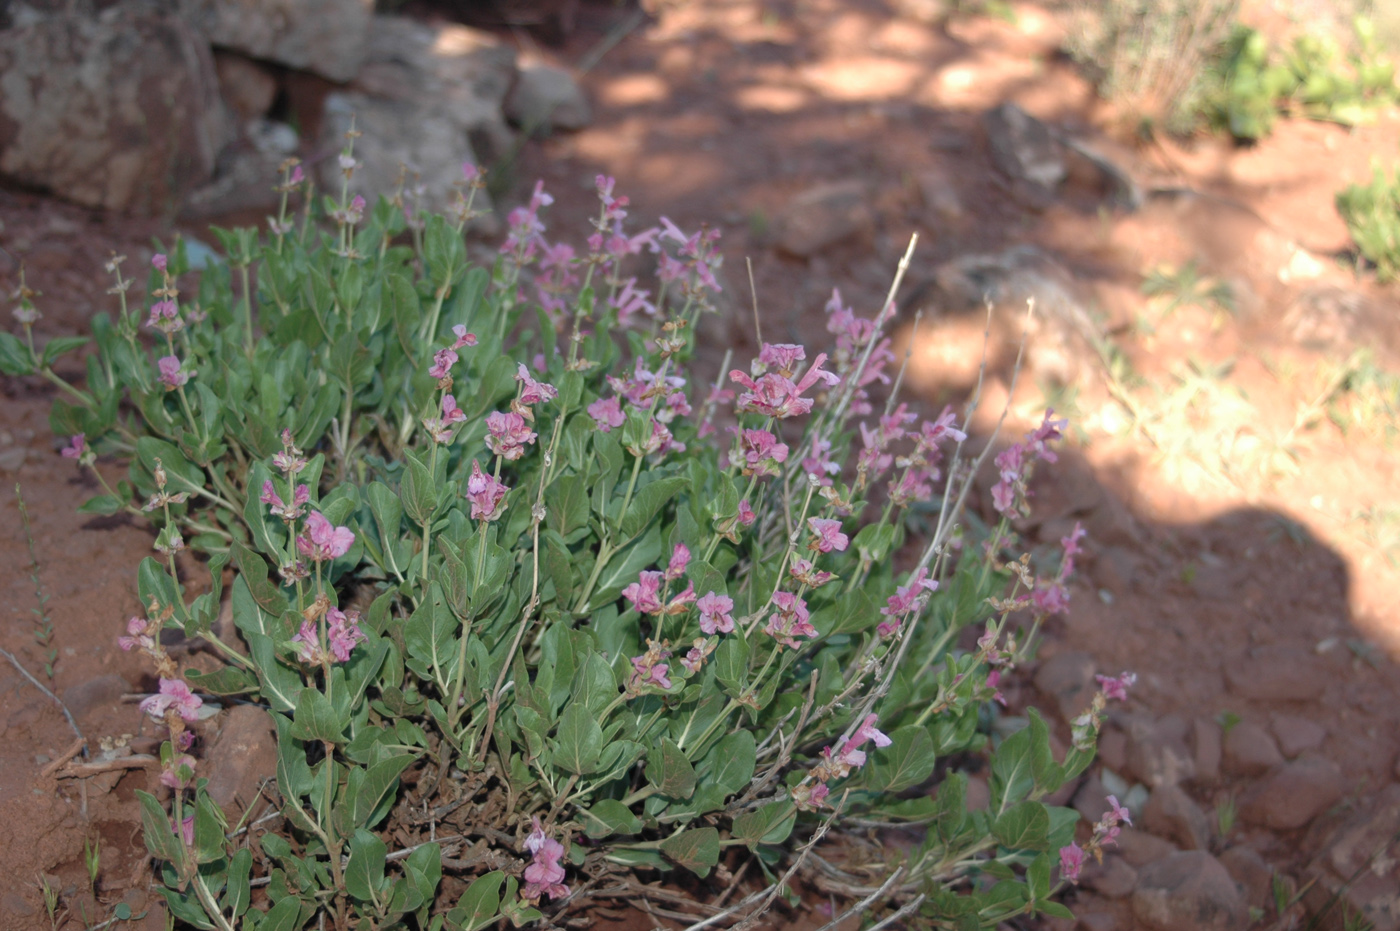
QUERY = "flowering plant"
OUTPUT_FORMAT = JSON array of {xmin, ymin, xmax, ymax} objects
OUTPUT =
[{"xmin": 27, "ymin": 141, "xmax": 1130, "ymax": 930}]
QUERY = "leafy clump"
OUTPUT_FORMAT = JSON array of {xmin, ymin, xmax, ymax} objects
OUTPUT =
[
  {"xmin": 12, "ymin": 142, "xmax": 1131, "ymax": 931},
  {"xmin": 1337, "ymin": 161, "xmax": 1400, "ymax": 282}
]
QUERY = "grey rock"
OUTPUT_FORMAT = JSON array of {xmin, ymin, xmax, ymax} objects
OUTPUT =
[
  {"xmin": 774, "ymin": 180, "xmax": 874, "ymax": 258},
  {"xmin": 1073, "ymin": 774, "xmax": 1112, "ymax": 823},
  {"xmin": 1238, "ymin": 758, "xmax": 1346, "ymax": 831},
  {"xmin": 0, "ymin": 1, "xmax": 231, "ymax": 214},
  {"xmin": 204, "ymin": 704, "xmax": 278, "ymax": 821},
  {"xmin": 1116, "ymin": 827, "xmax": 1179, "ymax": 868},
  {"xmin": 1224, "ymin": 644, "xmax": 1328, "ymax": 701},
  {"xmin": 984, "ymin": 102, "xmax": 1065, "ymax": 198},
  {"xmin": 1083, "ymin": 853, "xmax": 1137, "ymax": 899},
  {"xmin": 61, "ymin": 674, "xmax": 129, "ymax": 725},
  {"xmin": 505, "ymin": 63, "xmax": 591, "ymax": 133},
  {"xmin": 1034, "ymin": 650, "xmax": 1097, "ymax": 722},
  {"xmin": 1223, "ymin": 720, "xmax": 1284, "ymax": 777},
  {"xmin": 1271, "ymin": 713, "xmax": 1327, "ymax": 758},
  {"xmin": 179, "ymin": 0, "xmax": 373, "ymax": 83},
  {"xmin": 1191, "ymin": 717, "xmax": 1222, "ymax": 783},
  {"xmin": 183, "ymin": 119, "xmax": 299, "ymax": 218},
  {"xmin": 1304, "ymin": 784, "xmax": 1400, "ymax": 931},
  {"xmin": 1077, "ymin": 913, "xmax": 1118, "ymax": 931},
  {"xmin": 1218, "ymin": 846, "xmax": 1272, "ymax": 910},
  {"xmin": 1143, "ymin": 784, "xmax": 1211, "ymax": 851},
  {"xmin": 1131, "ymin": 850, "xmax": 1248, "ymax": 931},
  {"xmin": 318, "ymin": 16, "xmax": 516, "ymax": 225},
  {"xmin": 914, "ymin": 169, "xmax": 963, "ymax": 221},
  {"xmin": 213, "ymin": 51, "xmax": 278, "ymax": 122}
]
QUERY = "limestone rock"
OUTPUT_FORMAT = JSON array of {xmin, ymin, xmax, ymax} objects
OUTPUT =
[
  {"xmin": 1131, "ymin": 851, "xmax": 1248, "ymax": 931},
  {"xmin": 204, "ymin": 704, "xmax": 278, "ymax": 821},
  {"xmin": 984, "ymin": 102, "xmax": 1065, "ymax": 199},
  {"xmin": 914, "ymin": 169, "xmax": 963, "ymax": 221},
  {"xmin": 1116, "ymin": 827, "xmax": 1180, "ymax": 868},
  {"xmin": 1083, "ymin": 853, "xmax": 1137, "ymax": 899},
  {"xmin": 1304, "ymin": 784, "xmax": 1400, "ymax": 931},
  {"xmin": 61, "ymin": 675, "xmax": 129, "ymax": 726},
  {"xmin": 0, "ymin": 1, "xmax": 231, "ymax": 214},
  {"xmin": 179, "ymin": 0, "xmax": 373, "ymax": 83},
  {"xmin": 1125, "ymin": 713, "xmax": 1196, "ymax": 789},
  {"xmin": 1238, "ymin": 758, "xmax": 1346, "ymax": 831},
  {"xmin": 1223, "ymin": 720, "xmax": 1284, "ymax": 777},
  {"xmin": 183, "ymin": 119, "xmax": 298, "ymax": 217},
  {"xmin": 318, "ymin": 16, "xmax": 516, "ymax": 224},
  {"xmin": 774, "ymin": 180, "xmax": 874, "ymax": 258},
  {"xmin": 505, "ymin": 62, "xmax": 591, "ymax": 133},
  {"xmin": 1143, "ymin": 784, "xmax": 1211, "ymax": 851},
  {"xmin": 1191, "ymin": 717, "xmax": 1222, "ymax": 783},
  {"xmin": 1218, "ymin": 846, "xmax": 1272, "ymax": 910},
  {"xmin": 1224, "ymin": 645, "xmax": 1328, "ymax": 701}
]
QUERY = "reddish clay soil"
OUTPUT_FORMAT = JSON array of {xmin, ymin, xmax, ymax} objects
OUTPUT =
[{"xmin": 3, "ymin": 1, "xmax": 1399, "ymax": 929}]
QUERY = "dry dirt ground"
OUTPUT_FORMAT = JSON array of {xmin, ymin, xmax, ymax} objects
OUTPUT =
[{"xmin": 3, "ymin": 1, "xmax": 1400, "ymax": 929}]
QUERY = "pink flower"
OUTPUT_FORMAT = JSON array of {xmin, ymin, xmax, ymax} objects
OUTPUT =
[
  {"xmin": 290, "ymin": 165, "xmax": 305, "ymax": 185},
  {"xmin": 789, "ymin": 557, "xmax": 834, "ymax": 588},
  {"xmin": 139, "ymin": 677, "xmax": 203, "ymax": 722},
  {"xmin": 881, "ymin": 568, "xmax": 938, "ymax": 619},
  {"xmin": 587, "ymin": 396, "xmax": 625, "ymax": 432},
  {"xmin": 1096, "ymin": 672, "xmax": 1137, "ymax": 702},
  {"xmin": 737, "ymin": 500, "xmax": 756, "ymax": 526},
  {"xmin": 118, "ymin": 616, "xmax": 155, "ymax": 653},
  {"xmin": 485, "ymin": 411, "xmax": 537, "ymax": 460},
  {"xmin": 807, "ymin": 517, "xmax": 848, "ymax": 553},
  {"xmin": 737, "ymin": 428, "xmax": 789, "ymax": 477},
  {"xmin": 466, "ymin": 459, "xmax": 509, "ymax": 521},
  {"xmin": 60, "ymin": 434, "xmax": 87, "ymax": 460},
  {"xmin": 622, "ymin": 571, "xmax": 665, "ymax": 615},
  {"xmin": 1059, "ymin": 843, "xmax": 1084, "ymax": 883},
  {"xmin": 177, "ymin": 813, "xmax": 194, "ymax": 846},
  {"xmin": 297, "ymin": 511, "xmax": 355, "ymax": 562},
  {"xmin": 151, "ymin": 253, "xmax": 167, "ymax": 272},
  {"xmin": 801, "ymin": 437, "xmax": 840, "ymax": 485},
  {"xmin": 1032, "ymin": 580, "xmax": 1070, "ymax": 615},
  {"xmin": 290, "ymin": 618, "xmax": 323, "ymax": 664},
  {"xmin": 160, "ymin": 753, "xmax": 197, "ymax": 789},
  {"xmin": 696, "ymin": 591, "xmax": 735, "ymax": 635},
  {"xmin": 764, "ymin": 591, "xmax": 817, "ymax": 649},
  {"xmin": 755, "ymin": 342, "xmax": 806, "ymax": 377},
  {"xmin": 521, "ymin": 816, "xmax": 570, "ymax": 901},
  {"xmin": 326, "ymin": 607, "xmax": 367, "ymax": 663},
  {"xmin": 514, "ymin": 364, "xmax": 558, "ymax": 408},
  {"xmin": 147, "ymin": 299, "xmax": 182, "ymax": 333},
  {"xmin": 1104, "ymin": 795, "xmax": 1132, "ymax": 829},
  {"xmin": 462, "ymin": 162, "xmax": 479, "ymax": 182},
  {"xmin": 260, "ymin": 480, "xmax": 309, "ymax": 521},
  {"xmin": 424, "ymin": 394, "xmax": 467, "ymax": 443},
  {"xmin": 916, "ymin": 407, "xmax": 968, "ymax": 450},
  {"xmin": 429, "ymin": 347, "xmax": 458, "ymax": 380},
  {"xmin": 156, "ymin": 355, "xmax": 190, "ymax": 389},
  {"xmin": 628, "ymin": 644, "xmax": 673, "ymax": 693},
  {"xmin": 665, "ymin": 543, "xmax": 690, "ymax": 581},
  {"xmin": 680, "ymin": 645, "xmax": 706, "ymax": 674},
  {"xmin": 850, "ymin": 714, "xmax": 892, "ymax": 751},
  {"xmin": 451, "ymin": 325, "xmax": 477, "ymax": 349},
  {"xmin": 729, "ymin": 353, "xmax": 839, "ymax": 419},
  {"xmin": 985, "ymin": 669, "xmax": 1007, "ymax": 706}
]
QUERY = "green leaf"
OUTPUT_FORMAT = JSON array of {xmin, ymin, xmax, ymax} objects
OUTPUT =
[
  {"xmin": 192, "ymin": 789, "xmax": 227, "ymax": 863},
  {"xmin": 545, "ymin": 473, "xmax": 589, "ymax": 540},
  {"xmin": 659, "ymin": 827, "xmax": 720, "ymax": 877},
  {"xmin": 448, "ymin": 870, "xmax": 504, "ymax": 931},
  {"xmin": 865, "ymin": 725, "xmax": 937, "ymax": 794},
  {"xmin": 345, "ymin": 830, "xmax": 388, "ymax": 903},
  {"xmin": 353, "ymin": 754, "xmax": 415, "ymax": 829},
  {"xmin": 714, "ymin": 629, "xmax": 749, "ymax": 695},
  {"xmin": 990, "ymin": 726, "xmax": 1034, "ymax": 813},
  {"xmin": 1027, "ymin": 709, "xmax": 1064, "ymax": 796},
  {"xmin": 77, "ymin": 494, "xmax": 123, "ymax": 516},
  {"xmin": 1027, "ymin": 851, "xmax": 1051, "ymax": 903},
  {"xmin": 620, "ymin": 475, "xmax": 688, "ymax": 539},
  {"xmin": 136, "ymin": 790, "xmax": 186, "ymax": 866},
  {"xmin": 184, "ymin": 666, "xmax": 258, "ymax": 696},
  {"xmin": 705, "ymin": 730, "xmax": 756, "ymax": 795},
  {"xmin": 645, "ymin": 738, "xmax": 696, "ymax": 800},
  {"xmin": 583, "ymin": 799, "xmax": 642, "ymax": 839},
  {"xmin": 258, "ymin": 895, "xmax": 305, "ymax": 931},
  {"xmin": 0, "ymin": 332, "xmax": 34, "ymax": 375},
  {"xmin": 572, "ymin": 651, "xmax": 618, "ymax": 715},
  {"xmin": 553, "ymin": 702, "xmax": 604, "ymax": 775},
  {"xmin": 992, "ymin": 800, "xmax": 1049, "ymax": 850},
  {"xmin": 401, "ymin": 448, "xmax": 439, "ymax": 527},
  {"xmin": 289, "ymin": 687, "xmax": 346, "ymax": 745},
  {"xmin": 223, "ymin": 848, "xmax": 253, "ymax": 918},
  {"xmin": 732, "ymin": 801, "xmax": 795, "ymax": 848}
]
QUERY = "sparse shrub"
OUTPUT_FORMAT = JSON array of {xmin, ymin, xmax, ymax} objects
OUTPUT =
[
  {"xmin": 1337, "ymin": 161, "xmax": 1400, "ymax": 282},
  {"xmin": 8, "ymin": 141, "xmax": 1134, "ymax": 930}
]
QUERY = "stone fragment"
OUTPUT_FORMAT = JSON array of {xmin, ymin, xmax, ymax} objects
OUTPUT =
[
  {"xmin": 984, "ymin": 102, "xmax": 1065, "ymax": 197},
  {"xmin": 204, "ymin": 704, "xmax": 278, "ymax": 821},
  {"xmin": 505, "ymin": 62, "xmax": 591, "ymax": 133},
  {"xmin": 1224, "ymin": 645, "xmax": 1328, "ymax": 701},
  {"xmin": 318, "ymin": 16, "xmax": 516, "ymax": 225},
  {"xmin": 179, "ymin": 0, "xmax": 373, "ymax": 83},
  {"xmin": 1143, "ymin": 784, "xmax": 1211, "ymax": 851},
  {"xmin": 1131, "ymin": 850, "xmax": 1248, "ymax": 931},
  {"xmin": 914, "ymin": 170, "xmax": 963, "ymax": 220},
  {"xmin": 774, "ymin": 180, "xmax": 874, "ymax": 258},
  {"xmin": 0, "ymin": 1, "xmax": 231, "ymax": 214},
  {"xmin": 1073, "ymin": 774, "xmax": 1111, "ymax": 824},
  {"xmin": 1034, "ymin": 651, "xmax": 1097, "ymax": 722},
  {"xmin": 1238, "ymin": 758, "xmax": 1346, "ymax": 831},
  {"xmin": 1223, "ymin": 721, "xmax": 1284, "ymax": 777},
  {"xmin": 1083, "ymin": 853, "xmax": 1137, "ymax": 899},
  {"xmin": 1271, "ymin": 713, "xmax": 1327, "ymax": 758},
  {"xmin": 1125, "ymin": 713, "xmax": 1196, "ymax": 789},
  {"xmin": 1304, "ymin": 784, "xmax": 1400, "ymax": 931},
  {"xmin": 1191, "ymin": 717, "xmax": 1222, "ymax": 783},
  {"xmin": 184, "ymin": 119, "xmax": 299, "ymax": 217},
  {"xmin": 1116, "ymin": 827, "xmax": 1179, "ymax": 868},
  {"xmin": 1218, "ymin": 846, "xmax": 1272, "ymax": 910},
  {"xmin": 1077, "ymin": 912, "xmax": 1117, "ymax": 931},
  {"xmin": 213, "ymin": 51, "xmax": 278, "ymax": 122},
  {"xmin": 1098, "ymin": 726, "xmax": 1128, "ymax": 773}
]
